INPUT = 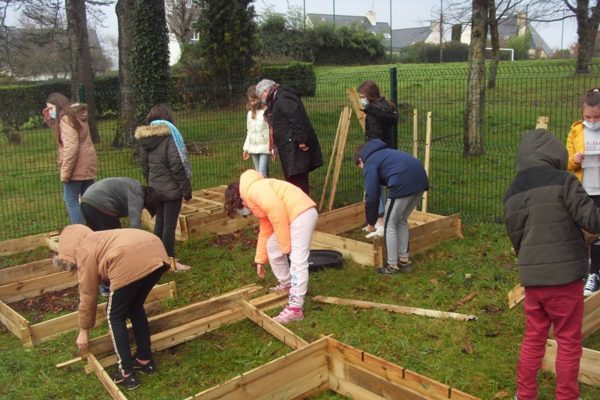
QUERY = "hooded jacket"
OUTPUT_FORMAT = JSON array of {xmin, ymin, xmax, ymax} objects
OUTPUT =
[
  {"xmin": 58, "ymin": 104, "xmax": 97, "ymax": 182},
  {"xmin": 265, "ymin": 87, "xmax": 323, "ymax": 178},
  {"xmin": 243, "ymin": 109, "xmax": 270, "ymax": 155},
  {"xmin": 364, "ymin": 97, "xmax": 398, "ymax": 148},
  {"xmin": 80, "ymin": 177, "xmax": 145, "ymax": 228},
  {"xmin": 361, "ymin": 139, "xmax": 429, "ymax": 226},
  {"xmin": 565, "ymin": 120, "xmax": 585, "ymax": 181},
  {"xmin": 135, "ymin": 124, "xmax": 192, "ymax": 201},
  {"xmin": 503, "ymin": 129, "xmax": 600, "ymax": 287},
  {"xmin": 57, "ymin": 224, "xmax": 170, "ymax": 329},
  {"xmin": 239, "ymin": 170, "xmax": 316, "ymax": 264}
]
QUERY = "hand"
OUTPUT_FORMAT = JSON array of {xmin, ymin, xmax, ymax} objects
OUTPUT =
[
  {"xmin": 573, "ymin": 152, "xmax": 584, "ymax": 164},
  {"xmin": 298, "ymin": 143, "xmax": 309, "ymax": 152},
  {"xmin": 256, "ymin": 263, "xmax": 265, "ymax": 279},
  {"xmin": 243, "ymin": 151, "xmax": 249, "ymax": 161},
  {"xmin": 76, "ymin": 328, "xmax": 89, "ymax": 351},
  {"xmin": 367, "ymin": 225, "xmax": 375, "ymax": 232},
  {"xmin": 270, "ymin": 148, "xmax": 277, "ymax": 161}
]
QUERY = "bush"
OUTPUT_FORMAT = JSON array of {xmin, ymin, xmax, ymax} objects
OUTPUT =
[
  {"xmin": 397, "ymin": 42, "xmax": 469, "ymax": 64},
  {"xmin": 259, "ymin": 62, "xmax": 316, "ymax": 96}
]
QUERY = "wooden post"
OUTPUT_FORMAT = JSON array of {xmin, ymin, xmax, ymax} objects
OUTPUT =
[
  {"xmin": 327, "ymin": 107, "xmax": 352, "ymax": 211},
  {"xmin": 319, "ymin": 109, "xmax": 344, "ymax": 211},
  {"xmin": 412, "ymin": 109, "xmax": 419, "ymax": 158},
  {"xmin": 421, "ymin": 111, "xmax": 432, "ymax": 213},
  {"xmin": 536, "ymin": 116, "xmax": 549, "ymax": 130},
  {"xmin": 346, "ymin": 87, "xmax": 365, "ymax": 132}
]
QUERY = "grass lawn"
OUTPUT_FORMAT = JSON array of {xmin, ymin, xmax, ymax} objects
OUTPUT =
[{"xmin": 1, "ymin": 223, "xmax": 599, "ymax": 399}]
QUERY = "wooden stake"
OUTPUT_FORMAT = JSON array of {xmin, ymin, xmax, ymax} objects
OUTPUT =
[
  {"xmin": 421, "ymin": 111, "xmax": 432, "ymax": 213},
  {"xmin": 319, "ymin": 109, "xmax": 344, "ymax": 211},
  {"xmin": 327, "ymin": 107, "xmax": 352, "ymax": 211},
  {"xmin": 313, "ymin": 295, "xmax": 477, "ymax": 321},
  {"xmin": 507, "ymin": 283, "xmax": 525, "ymax": 309},
  {"xmin": 55, "ymin": 357, "xmax": 83, "ymax": 369},
  {"xmin": 449, "ymin": 291, "xmax": 477, "ymax": 312},
  {"xmin": 536, "ymin": 116, "xmax": 549, "ymax": 130},
  {"xmin": 346, "ymin": 87, "xmax": 366, "ymax": 132},
  {"xmin": 412, "ymin": 109, "xmax": 419, "ymax": 158}
]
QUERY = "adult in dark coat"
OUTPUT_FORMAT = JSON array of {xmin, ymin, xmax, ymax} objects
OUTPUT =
[{"xmin": 256, "ymin": 79, "xmax": 322, "ymax": 194}]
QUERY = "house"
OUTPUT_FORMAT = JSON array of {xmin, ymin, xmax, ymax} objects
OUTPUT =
[
  {"xmin": 305, "ymin": 10, "xmax": 391, "ymax": 39},
  {"xmin": 390, "ymin": 22, "xmax": 443, "ymax": 50}
]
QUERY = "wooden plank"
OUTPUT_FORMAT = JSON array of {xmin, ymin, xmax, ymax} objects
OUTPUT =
[
  {"xmin": 413, "ymin": 109, "xmax": 419, "ymax": 158},
  {"xmin": 407, "ymin": 214, "xmax": 462, "ymax": 255},
  {"xmin": 189, "ymin": 337, "xmax": 328, "ymax": 400},
  {"xmin": 541, "ymin": 339, "xmax": 600, "ymax": 386},
  {"xmin": 186, "ymin": 214, "xmax": 257, "ymax": 238},
  {"xmin": 87, "ymin": 353, "xmax": 128, "ymax": 400},
  {"xmin": 240, "ymin": 300, "xmax": 309, "ymax": 350},
  {"xmin": 29, "ymin": 281, "xmax": 177, "ymax": 347},
  {"xmin": 0, "ymin": 231, "xmax": 57, "ymax": 256},
  {"xmin": 0, "ymin": 299, "xmax": 29, "ymax": 339},
  {"xmin": 536, "ymin": 116, "xmax": 549, "ymax": 130},
  {"xmin": 422, "ymin": 111, "xmax": 432, "ymax": 213},
  {"xmin": 448, "ymin": 291, "xmax": 477, "ymax": 312},
  {"xmin": 316, "ymin": 203, "xmax": 364, "ymax": 235},
  {"xmin": 582, "ymin": 291, "xmax": 600, "ymax": 338},
  {"xmin": 319, "ymin": 108, "xmax": 345, "ymax": 212},
  {"xmin": 314, "ymin": 295, "xmax": 477, "ymax": 321},
  {"xmin": 311, "ymin": 230, "xmax": 377, "ymax": 267},
  {"xmin": 0, "ymin": 269, "xmax": 78, "ymax": 303},
  {"xmin": 346, "ymin": 87, "xmax": 366, "ymax": 131},
  {"xmin": 507, "ymin": 284, "xmax": 525, "ymax": 309},
  {"xmin": 0, "ymin": 258, "xmax": 55, "ymax": 285},
  {"xmin": 56, "ymin": 356, "xmax": 83, "ymax": 369},
  {"xmin": 327, "ymin": 107, "xmax": 352, "ymax": 211}
]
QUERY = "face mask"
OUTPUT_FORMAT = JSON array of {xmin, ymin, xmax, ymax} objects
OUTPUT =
[
  {"xmin": 359, "ymin": 97, "xmax": 369, "ymax": 108},
  {"xmin": 583, "ymin": 120, "xmax": 600, "ymax": 131},
  {"xmin": 49, "ymin": 109, "xmax": 57, "ymax": 119},
  {"xmin": 237, "ymin": 206, "xmax": 252, "ymax": 217}
]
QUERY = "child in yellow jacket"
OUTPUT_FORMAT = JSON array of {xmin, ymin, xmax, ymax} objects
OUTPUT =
[{"xmin": 225, "ymin": 170, "xmax": 318, "ymax": 323}]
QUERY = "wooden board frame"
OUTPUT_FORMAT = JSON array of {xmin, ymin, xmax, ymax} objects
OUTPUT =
[
  {"xmin": 141, "ymin": 185, "xmax": 257, "ymax": 241},
  {"xmin": 312, "ymin": 202, "xmax": 462, "ymax": 267},
  {"xmin": 82, "ymin": 287, "xmax": 479, "ymax": 400},
  {"xmin": 0, "ymin": 231, "xmax": 58, "ymax": 256}
]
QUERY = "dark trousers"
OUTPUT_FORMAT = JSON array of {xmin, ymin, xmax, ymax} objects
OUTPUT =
[
  {"xmin": 287, "ymin": 171, "xmax": 310, "ymax": 195},
  {"xmin": 154, "ymin": 199, "xmax": 182, "ymax": 257},
  {"xmin": 107, "ymin": 265, "xmax": 167, "ymax": 374},
  {"xmin": 590, "ymin": 196, "xmax": 600, "ymax": 274},
  {"xmin": 81, "ymin": 202, "xmax": 121, "ymax": 231}
]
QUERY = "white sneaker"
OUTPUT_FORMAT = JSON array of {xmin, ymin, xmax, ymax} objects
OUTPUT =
[
  {"xmin": 365, "ymin": 224, "xmax": 384, "ymax": 239},
  {"xmin": 584, "ymin": 273, "xmax": 600, "ymax": 296}
]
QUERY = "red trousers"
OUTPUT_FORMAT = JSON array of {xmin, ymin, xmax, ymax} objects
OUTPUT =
[{"xmin": 517, "ymin": 279, "xmax": 584, "ymax": 400}]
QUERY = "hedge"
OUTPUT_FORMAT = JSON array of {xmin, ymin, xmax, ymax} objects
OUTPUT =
[{"xmin": 259, "ymin": 62, "xmax": 316, "ymax": 96}]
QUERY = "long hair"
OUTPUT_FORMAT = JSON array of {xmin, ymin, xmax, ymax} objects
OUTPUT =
[
  {"xmin": 357, "ymin": 80, "xmax": 382, "ymax": 102},
  {"xmin": 142, "ymin": 186, "xmax": 160, "ymax": 217},
  {"xmin": 224, "ymin": 181, "xmax": 243, "ymax": 218},
  {"xmin": 246, "ymin": 85, "xmax": 263, "ymax": 119},
  {"xmin": 582, "ymin": 88, "xmax": 600, "ymax": 107},
  {"xmin": 146, "ymin": 104, "xmax": 175, "ymax": 124},
  {"xmin": 45, "ymin": 92, "xmax": 80, "ymax": 145}
]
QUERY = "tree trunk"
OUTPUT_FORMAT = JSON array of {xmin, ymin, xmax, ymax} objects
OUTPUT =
[
  {"xmin": 464, "ymin": 0, "xmax": 487, "ymax": 157},
  {"xmin": 113, "ymin": 0, "xmax": 136, "ymax": 148},
  {"xmin": 65, "ymin": 0, "xmax": 100, "ymax": 143},
  {"xmin": 574, "ymin": 2, "xmax": 600, "ymax": 74},
  {"xmin": 487, "ymin": 0, "xmax": 499, "ymax": 89}
]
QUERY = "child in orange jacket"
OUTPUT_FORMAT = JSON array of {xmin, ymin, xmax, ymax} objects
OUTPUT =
[{"xmin": 225, "ymin": 170, "xmax": 318, "ymax": 323}]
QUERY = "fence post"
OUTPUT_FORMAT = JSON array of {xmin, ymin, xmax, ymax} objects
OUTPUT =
[
  {"xmin": 389, "ymin": 66, "xmax": 398, "ymax": 149},
  {"xmin": 78, "ymin": 83, "xmax": 86, "ymax": 103}
]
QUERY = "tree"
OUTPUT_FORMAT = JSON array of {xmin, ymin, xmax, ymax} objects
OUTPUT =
[
  {"xmin": 131, "ymin": 0, "xmax": 170, "ymax": 124},
  {"xmin": 165, "ymin": 0, "xmax": 199, "ymax": 47},
  {"xmin": 464, "ymin": 0, "xmax": 488, "ymax": 156},
  {"xmin": 195, "ymin": 0, "xmax": 257, "ymax": 105},
  {"xmin": 113, "ymin": 0, "xmax": 135, "ymax": 147},
  {"xmin": 566, "ymin": 0, "xmax": 600, "ymax": 73}
]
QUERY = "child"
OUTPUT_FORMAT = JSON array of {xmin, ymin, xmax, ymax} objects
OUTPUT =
[
  {"xmin": 504, "ymin": 129, "xmax": 600, "ymax": 400},
  {"xmin": 566, "ymin": 87, "xmax": 600, "ymax": 296},
  {"xmin": 353, "ymin": 139, "xmax": 428, "ymax": 274},
  {"xmin": 243, "ymin": 85, "xmax": 271, "ymax": 178},
  {"xmin": 357, "ymin": 80, "xmax": 399, "ymax": 238},
  {"xmin": 53, "ymin": 225, "xmax": 170, "ymax": 390},
  {"xmin": 224, "ymin": 170, "xmax": 318, "ymax": 324}
]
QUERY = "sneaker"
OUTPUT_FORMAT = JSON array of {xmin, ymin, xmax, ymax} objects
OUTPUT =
[
  {"xmin": 365, "ymin": 224, "xmax": 384, "ymax": 239},
  {"xmin": 399, "ymin": 260, "xmax": 413, "ymax": 273},
  {"xmin": 377, "ymin": 264, "xmax": 400, "ymax": 275},
  {"xmin": 112, "ymin": 370, "xmax": 140, "ymax": 390},
  {"xmin": 133, "ymin": 358, "xmax": 156, "ymax": 374},
  {"xmin": 361, "ymin": 225, "xmax": 370, "ymax": 232},
  {"xmin": 175, "ymin": 261, "xmax": 191, "ymax": 272},
  {"xmin": 99, "ymin": 284, "xmax": 110, "ymax": 297},
  {"xmin": 273, "ymin": 306, "xmax": 304, "ymax": 324},
  {"xmin": 269, "ymin": 282, "xmax": 291, "ymax": 293},
  {"xmin": 584, "ymin": 273, "xmax": 600, "ymax": 296}
]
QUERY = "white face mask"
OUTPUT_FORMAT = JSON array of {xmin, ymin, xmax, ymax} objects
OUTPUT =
[
  {"xmin": 359, "ymin": 97, "xmax": 369, "ymax": 108},
  {"xmin": 237, "ymin": 206, "xmax": 252, "ymax": 217},
  {"xmin": 583, "ymin": 120, "xmax": 600, "ymax": 131},
  {"xmin": 49, "ymin": 109, "xmax": 57, "ymax": 119}
]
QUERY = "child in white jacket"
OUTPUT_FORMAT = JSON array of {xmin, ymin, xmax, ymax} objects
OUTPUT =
[{"xmin": 243, "ymin": 85, "xmax": 271, "ymax": 178}]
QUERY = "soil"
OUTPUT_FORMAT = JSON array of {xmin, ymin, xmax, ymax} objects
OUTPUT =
[
  {"xmin": 211, "ymin": 228, "xmax": 258, "ymax": 250},
  {"xmin": 9, "ymin": 286, "xmax": 79, "ymax": 324},
  {"xmin": 186, "ymin": 142, "xmax": 213, "ymax": 156}
]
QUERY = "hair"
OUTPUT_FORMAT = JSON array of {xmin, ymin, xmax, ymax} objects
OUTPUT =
[
  {"xmin": 224, "ymin": 181, "xmax": 243, "ymax": 218},
  {"xmin": 246, "ymin": 85, "xmax": 263, "ymax": 119},
  {"xmin": 52, "ymin": 254, "xmax": 77, "ymax": 271},
  {"xmin": 146, "ymin": 103, "xmax": 175, "ymax": 124},
  {"xmin": 582, "ymin": 88, "xmax": 600, "ymax": 108},
  {"xmin": 357, "ymin": 80, "xmax": 382, "ymax": 102},
  {"xmin": 353, "ymin": 144, "xmax": 364, "ymax": 165},
  {"xmin": 45, "ymin": 92, "xmax": 81, "ymax": 145},
  {"xmin": 142, "ymin": 186, "xmax": 160, "ymax": 217}
]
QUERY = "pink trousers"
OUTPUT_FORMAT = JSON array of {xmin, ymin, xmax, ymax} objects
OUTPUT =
[
  {"xmin": 266, "ymin": 207, "xmax": 318, "ymax": 308},
  {"xmin": 517, "ymin": 279, "xmax": 584, "ymax": 400}
]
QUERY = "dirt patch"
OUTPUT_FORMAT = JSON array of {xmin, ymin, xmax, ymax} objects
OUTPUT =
[
  {"xmin": 211, "ymin": 228, "xmax": 257, "ymax": 250},
  {"xmin": 9, "ymin": 286, "xmax": 79, "ymax": 324},
  {"xmin": 186, "ymin": 142, "xmax": 213, "ymax": 156}
]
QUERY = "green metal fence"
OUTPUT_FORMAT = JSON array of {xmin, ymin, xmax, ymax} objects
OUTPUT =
[{"xmin": 1, "ymin": 62, "xmax": 599, "ymax": 241}]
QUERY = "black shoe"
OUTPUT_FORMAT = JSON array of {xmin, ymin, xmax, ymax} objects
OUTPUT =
[
  {"xmin": 377, "ymin": 264, "xmax": 400, "ymax": 275},
  {"xmin": 398, "ymin": 261, "xmax": 413, "ymax": 273},
  {"xmin": 133, "ymin": 358, "xmax": 156, "ymax": 374},
  {"xmin": 113, "ymin": 370, "xmax": 140, "ymax": 390}
]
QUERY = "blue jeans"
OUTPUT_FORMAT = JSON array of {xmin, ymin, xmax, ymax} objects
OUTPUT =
[
  {"xmin": 251, "ymin": 153, "xmax": 269, "ymax": 178},
  {"xmin": 63, "ymin": 180, "xmax": 94, "ymax": 224}
]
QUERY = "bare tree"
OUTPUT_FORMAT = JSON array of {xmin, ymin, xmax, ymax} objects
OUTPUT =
[
  {"xmin": 113, "ymin": 0, "xmax": 135, "ymax": 147},
  {"xmin": 464, "ymin": 0, "xmax": 488, "ymax": 156},
  {"xmin": 563, "ymin": 0, "xmax": 600, "ymax": 73},
  {"xmin": 165, "ymin": 0, "xmax": 198, "ymax": 46}
]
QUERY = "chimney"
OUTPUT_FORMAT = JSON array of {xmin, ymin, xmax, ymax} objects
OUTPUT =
[
  {"xmin": 517, "ymin": 11, "xmax": 527, "ymax": 37},
  {"xmin": 366, "ymin": 10, "xmax": 376, "ymax": 26}
]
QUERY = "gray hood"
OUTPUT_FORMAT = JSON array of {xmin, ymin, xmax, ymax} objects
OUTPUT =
[{"xmin": 516, "ymin": 129, "xmax": 567, "ymax": 173}]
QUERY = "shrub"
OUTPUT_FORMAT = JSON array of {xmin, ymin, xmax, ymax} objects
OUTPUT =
[{"xmin": 259, "ymin": 62, "xmax": 316, "ymax": 96}]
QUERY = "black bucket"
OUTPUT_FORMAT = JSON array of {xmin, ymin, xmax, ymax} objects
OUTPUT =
[{"xmin": 308, "ymin": 250, "xmax": 344, "ymax": 272}]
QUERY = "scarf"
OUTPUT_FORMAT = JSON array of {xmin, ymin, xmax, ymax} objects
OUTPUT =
[{"xmin": 150, "ymin": 119, "xmax": 192, "ymax": 178}]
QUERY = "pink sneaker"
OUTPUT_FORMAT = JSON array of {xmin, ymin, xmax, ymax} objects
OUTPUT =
[
  {"xmin": 273, "ymin": 306, "xmax": 303, "ymax": 324},
  {"xmin": 269, "ymin": 282, "xmax": 291, "ymax": 293}
]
